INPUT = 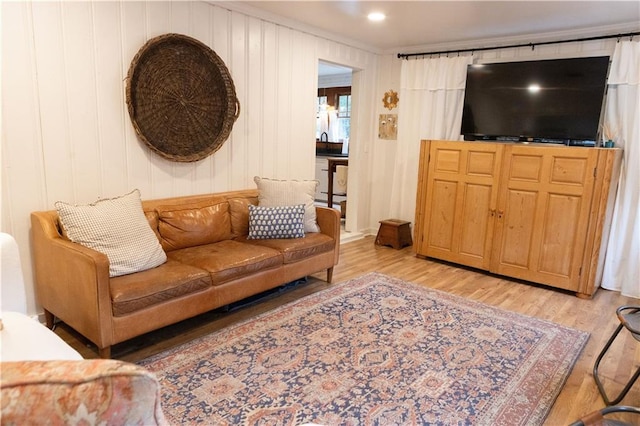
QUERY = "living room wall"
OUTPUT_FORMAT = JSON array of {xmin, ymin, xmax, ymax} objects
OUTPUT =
[
  {"xmin": 1, "ymin": 1, "xmax": 379, "ymax": 316},
  {"xmin": 2, "ymin": 1, "xmax": 634, "ymax": 317}
]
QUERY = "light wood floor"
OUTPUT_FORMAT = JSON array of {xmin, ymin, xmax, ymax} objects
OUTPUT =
[{"xmin": 56, "ymin": 236, "xmax": 640, "ymax": 425}]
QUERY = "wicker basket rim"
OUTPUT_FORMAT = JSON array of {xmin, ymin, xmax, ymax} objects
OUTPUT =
[{"xmin": 126, "ymin": 33, "xmax": 239, "ymax": 162}]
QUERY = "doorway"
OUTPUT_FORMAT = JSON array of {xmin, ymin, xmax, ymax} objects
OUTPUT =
[{"xmin": 315, "ymin": 61, "xmax": 353, "ymax": 233}]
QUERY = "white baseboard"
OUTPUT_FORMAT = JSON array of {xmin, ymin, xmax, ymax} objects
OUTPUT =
[{"xmin": 339, "ymin": 229, "xmax": 375, "ymax": 244}]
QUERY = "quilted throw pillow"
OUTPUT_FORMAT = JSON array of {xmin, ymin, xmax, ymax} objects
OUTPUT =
[
  {"xmin": 254, "ymin": 176, "xmax": 320, "ymax": 233},
  {"xmin": 247, "ymin": 204, "xmax": 305, "ymax": 239},
  {"xmin": 55, "ymin": 189, "xmax": 167, "ymax": 277}
]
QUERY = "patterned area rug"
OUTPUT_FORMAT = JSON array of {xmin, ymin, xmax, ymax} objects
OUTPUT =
[{"xmin": 139, "ymin": 272, "xmax": 588, "ymax": 425}]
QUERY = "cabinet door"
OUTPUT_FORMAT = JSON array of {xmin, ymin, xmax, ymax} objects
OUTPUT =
[
  {"xmin": 491, "ymin": 145, "xmax": 598, "ymax": 291},
  {"xmin": 416, "ymin": 140, "xmax": 502, "ymax": 270}
]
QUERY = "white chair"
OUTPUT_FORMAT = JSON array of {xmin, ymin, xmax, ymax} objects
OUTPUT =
[
  {"xmin": 0, "ymin": 232, "xmax": 82, "ymax": 361},
  {"xmin": 0, "ymin": 232, "xmax": 27, "ymax": 313}
]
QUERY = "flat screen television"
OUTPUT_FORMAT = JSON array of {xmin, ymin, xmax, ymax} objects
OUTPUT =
[{"xmin": 460, "ymin": 56, "xmax": 610, "ymax": 145}]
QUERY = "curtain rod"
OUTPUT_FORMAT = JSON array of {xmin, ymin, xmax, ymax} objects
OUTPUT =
[{"xmin": 397, "ymin": 31, "xmax": 640, "ymax": 59}]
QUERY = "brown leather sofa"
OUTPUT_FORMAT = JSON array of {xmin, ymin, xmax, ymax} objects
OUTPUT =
[{"xmin": 30, "ymin": 189, "xmax": 340, "ymax": 358}]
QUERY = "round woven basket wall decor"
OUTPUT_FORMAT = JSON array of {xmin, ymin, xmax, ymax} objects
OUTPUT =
[{"xmin": 126, "ymin": 33, "xmax": 240, "ymax": 162}]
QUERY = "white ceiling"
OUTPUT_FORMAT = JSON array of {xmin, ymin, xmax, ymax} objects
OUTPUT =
[{"xmin": 229, "ymin": 1, "xmax": 639, "ymax": 53}]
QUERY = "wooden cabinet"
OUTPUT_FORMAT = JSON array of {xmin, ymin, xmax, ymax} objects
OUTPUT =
[
  {"xmin": 415, "ymin": 140, "xmax": 502, "ymax": 270},
  {"xmin": 414, "ymin": 140, "xmax": 622, "ymax": 297},
  {"xmin": 490, "ymin": 145, "xmax": 598, "ymax": 291}
]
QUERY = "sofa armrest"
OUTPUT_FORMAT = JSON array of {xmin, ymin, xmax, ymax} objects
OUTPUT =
[
  {"xmin": 315, "ymin": 206, "xmax": 341, "ymax": 265},
  {"xmin": 1, "ymin": 360, "xmax": 167, "ymax": 425},
  {"xmin": 30, "ymin": 211, "xmax": 113, "ymax": 351}
]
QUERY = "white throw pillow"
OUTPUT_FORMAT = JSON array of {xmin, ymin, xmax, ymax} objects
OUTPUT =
[
  {"xmin": 254, "ymin": 176, "xmax": 320, "ymax": 233},
  {"xmin": 55, "ymin": 189, "xmax": 167, "ymax": 277}
]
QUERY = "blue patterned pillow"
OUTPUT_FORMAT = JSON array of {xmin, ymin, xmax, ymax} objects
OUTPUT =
[{"xmin": 247, "ymin": 204, "xmax": 306, "ymax": 239}]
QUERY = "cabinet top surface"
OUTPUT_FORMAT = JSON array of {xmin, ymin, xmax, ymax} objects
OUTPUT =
[{"xmin": 422, "ymin": 140, "xmax": 622, "ymax": 151}]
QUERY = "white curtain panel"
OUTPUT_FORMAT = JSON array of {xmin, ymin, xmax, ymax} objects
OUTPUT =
[
  {"xmin": 602, "ymin": 41, "xmax": 640, "ymax": 298},
  {"xmin": 389, "ymin": 56, "xmax": 473, "ymax": 222}
]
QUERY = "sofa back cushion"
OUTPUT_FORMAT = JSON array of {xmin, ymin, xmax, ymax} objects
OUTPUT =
[
  {"xmin": 156, "ymin": 201, "xmax": 231, "ymax": 251},
  {"xmin": 227, "ymin": 196, "xmax": 258, "ymax": 238},
  {"xmin": 144, "ymin": 211, "xmax": 161, "ymax": 242}
]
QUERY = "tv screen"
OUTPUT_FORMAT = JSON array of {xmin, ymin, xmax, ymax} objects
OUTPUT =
[{"xmin": 461, "ymin": 56, "xmax": 610, "ymax": 145}]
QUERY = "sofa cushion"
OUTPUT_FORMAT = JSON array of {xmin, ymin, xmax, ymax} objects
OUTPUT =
[
  {"xmin": 239, "ymin": 232, "xmax": 335, "ymax": 263},
  {"xmin": 55, "ymin": 189, "xmax": 167, "ymax": 277},
  {"xmin": 110, "ymin": 260, "xmax": 211, "ymax": 316},
  {"xmin": 167, "ymin": 240, "xmax": 282, "ymax": 286},
  {"xmin": 254, "ymin": 176, "xmax": 320, "ymax": 233},
  {"xmin": 248, "ymin": 204, "xmax": 305, "ymax": 240},
  {"xmin": 0, "ymin": 360, "xmax": 167, "ymax": 425},
  {"xmin": 228, "ymin": 196, "xmax": 258, "ymax": 238},
  {"xmin": 156, "ymin": 200, "xmax": 231, "ymax": 251},
  {"xmin": 144, "ymin": 210, "xmax": 161, "ymax": 242}
]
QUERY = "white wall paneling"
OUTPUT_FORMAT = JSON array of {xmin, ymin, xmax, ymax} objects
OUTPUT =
[
  {"xmin": 259, "ymin": 21, "xmax": 278, "ymax": 180},
  {"xmin": 2, "ymin": 1, "xmax": 379, "ymax": 316},
  {"xmin": 370, "ymin": 53, "xmax": 402, "ymax": 235},
  {"xmin": 2, "ymin": 0, "xmax": 624, "ymax": 316},
  {"xmin": 210, "ymin": 6, "xmax": 233, "ymax": 193},
  {"xmin": 2, "ymin": 2, "xmax": 46, "ymax": 310},
  {"xmin": 93, "ymin": 2, "xmax": 129, "ymax": 195}
]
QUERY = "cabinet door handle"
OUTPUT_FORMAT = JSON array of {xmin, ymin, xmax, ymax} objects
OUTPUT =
[
  {"xmin": 489, "ymin": 209, "xmax": 496, "ymax": 217},
  {"xmin": 497, "ymin": 210, "xmax": 504, "ymax": 219}
]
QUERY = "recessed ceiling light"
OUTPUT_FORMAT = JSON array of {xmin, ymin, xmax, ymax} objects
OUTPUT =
[{"xmin": 368, "ymin": 12, "xmax": 386, "ymax": 22}]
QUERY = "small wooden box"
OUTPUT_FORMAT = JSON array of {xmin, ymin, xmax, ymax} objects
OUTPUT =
[{"xmin": 375, "ymin": 219, "xmax": 413, "ymax": 250}]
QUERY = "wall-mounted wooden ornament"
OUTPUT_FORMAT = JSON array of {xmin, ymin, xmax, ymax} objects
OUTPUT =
[
  {"xmin": 382, "ymin": 89, "xmax": 399, "ymax": 110},
  {"xmin": 379, "ymin": 114, "xmax": 398, "ymax": 140}
]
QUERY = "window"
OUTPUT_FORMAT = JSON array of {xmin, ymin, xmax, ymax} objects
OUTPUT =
[
  {"xmin": 316, "ymin": 96, "xmax": 327, "ymax": 111},
  {"xmin": 336, "ymin": 94, "xmax": 351, "ymax": 142},
  {"xmin": 316, "ymin": 87, "xmax": 351, "ymax": 145},
  {"xmin": 338, "ymin": 94, "xmax": 351, "ymax": 117}
]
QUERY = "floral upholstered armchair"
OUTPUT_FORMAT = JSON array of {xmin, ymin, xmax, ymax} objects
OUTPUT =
[
  {"xmin": 0, "ymin": 232, "xmax": 167, "ymax": 425},
  {"xmin": 1, "ymin": 359, "xmax": 167, "ymax": 424}
]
